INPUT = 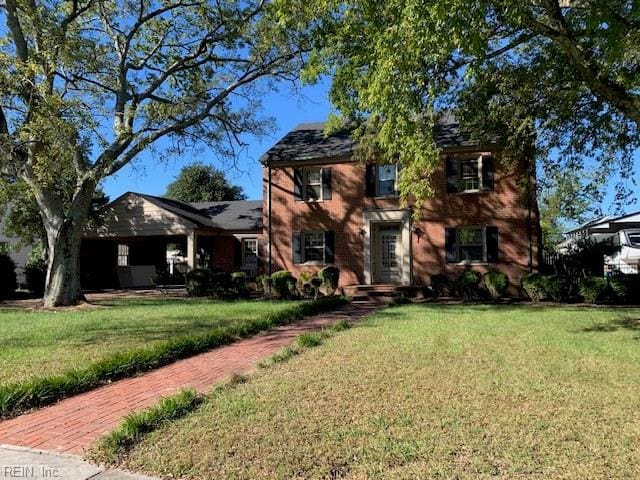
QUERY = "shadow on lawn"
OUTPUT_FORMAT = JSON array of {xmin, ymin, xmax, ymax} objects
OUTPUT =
[{"xmin": 580, "ymin": 317, "xmax": 640, "ymax": 335}]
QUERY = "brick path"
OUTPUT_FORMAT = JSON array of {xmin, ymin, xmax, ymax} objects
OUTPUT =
[{"xmin": 0, "ymin": 302, "xmax": 377, "ymax": 455}]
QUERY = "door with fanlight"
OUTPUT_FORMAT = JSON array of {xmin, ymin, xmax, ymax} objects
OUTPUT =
[{"xmin": 374, "ymin": 223, "xmax": 403, "ymax": 283}]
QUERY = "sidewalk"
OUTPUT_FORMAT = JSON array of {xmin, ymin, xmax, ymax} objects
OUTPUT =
[
  {"xmin": 0, "ymin": 302, "xmax": 377, "ymax": 456},
  {"xmin": 0, "ymin": 444, "xmax": 157, "ymax": 479}
]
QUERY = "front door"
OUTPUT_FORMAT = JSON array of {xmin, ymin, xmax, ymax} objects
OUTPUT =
[{"xmin": 374, "ymin": 223, "xmax": 403, "ymax": 283}]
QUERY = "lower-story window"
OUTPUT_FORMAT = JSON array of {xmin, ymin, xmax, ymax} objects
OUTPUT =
[
  {"xmin": 117, "ymin": 244, "xmax": 130, "ymax": 266},
  {"xmin": 446, "ymin": 226, "xmax": 499, "ymax": 263},
  {"xmin": 303, "ymin": 231, "xmax": 325, "ymax": 262},
  {"xmin": 293, "ymin": 230, "xmax": 335, "ymax": 264}
]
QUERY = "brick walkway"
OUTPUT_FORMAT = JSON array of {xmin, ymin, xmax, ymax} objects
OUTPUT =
[{"xmin": 0, "ymin": 302, "xmax": 377, "ymax": 455}]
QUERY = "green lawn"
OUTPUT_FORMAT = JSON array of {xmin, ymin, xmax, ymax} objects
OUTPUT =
[
  {"xmin": 0, "ymin": 298, "xmax": 299, "ymax": 386},
  {"xmin": 118, "ymin": 304, "xmax": 640, "ymax": 479}
]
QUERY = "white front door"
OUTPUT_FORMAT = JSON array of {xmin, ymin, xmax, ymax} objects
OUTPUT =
[{"xmin": 374, "ymin": 223, "xmax": 403, "ymax": 283}]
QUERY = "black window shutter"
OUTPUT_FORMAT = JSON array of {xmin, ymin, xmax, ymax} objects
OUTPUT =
[
  {"xmin": 324, "ymin": 230, "xmax": 335, "ymax": 264},
  {"xmin": 365, "ymin": 164, "xmax": 376, "ymax": 197},
  {"xmin": 293, "ymin": 169, "xmax": 303, "ymax": 201},
  {"xmin": 446, "ymin": 157, "xmax": 458, "ymax": 193},
  {"xmin": 233, "ymin": 238, "xmax": 242, "ymax": 267},
  {"xmin": 486, "ymin": 226, "xmax": 499, "ymax": 263},
  {"xmin": 395, "ymin": 162, "xmax": 402, "ymax": 196},
  {"xmin": 292, "ymin": 232, "xmax": 302, "ymax": 264},
  {"xmin": 445, "ymin": 228, "xmax": 458, "ymax": 263},
  {"xmin": 482, "ymin": 155, "xmax": 495, "ymax": 191},
  {"xmin": 322, "ymin": 167, "xmax": 332, "ymax": 200}
]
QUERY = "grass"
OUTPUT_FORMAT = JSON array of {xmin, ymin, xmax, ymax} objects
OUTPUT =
[
  {"xmin": 113, "ymin": 304, "xmax": 640, "ymax": 479},
  {"xmin": 0, "ymin": 296, "xmax": 347, "ymax": 418}
]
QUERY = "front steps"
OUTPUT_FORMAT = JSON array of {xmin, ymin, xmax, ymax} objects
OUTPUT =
[{"xmin": 342, "ymin": 284, "xmax": 431, "ymax": 303}]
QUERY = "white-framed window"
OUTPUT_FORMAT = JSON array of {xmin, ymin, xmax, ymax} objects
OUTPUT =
[
  {"xmin": 627, "ymin": 231, "xmax": 640, "ymax": 247},
  {"xmin": 117, "ymin": 244, "xmax": 130, "ymax": 266},
  {"xmin": 242, "ymin": 238, "xmax": 258, "ymax": 265},
  {"xmin": 458, "ymin": 227, "xmax": 485, "ymax": 262},
  {"xmin": 304, "ymin": 168, "xmax": 323, "ymax": 201},
  {"xmin": 303, "ymin": 231, "xmax": 325, "ymax": 262},
  {"xmin": 376, "ymin": 164, "xmax": 398, "ymax": 197},
  {"xmin": 459, "ymin": 157, "xmax": 481, "ymax": 192}
]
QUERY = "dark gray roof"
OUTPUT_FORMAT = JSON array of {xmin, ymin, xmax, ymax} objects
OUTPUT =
[
  {"xmin": 135, "ymin": 193, "xmax": 261, "ymax": 231},
  {"xmin": 261, "ymin": 115, "xmax": 498, "ymax": 164},
  {"xmin": 190, "ymin": 200, "xmax": 262, "ymax": 231}
]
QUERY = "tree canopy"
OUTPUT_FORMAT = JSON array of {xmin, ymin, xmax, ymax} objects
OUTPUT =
[
  {"xmin": 0, "ymin": 0, "xmax": 306, "ymax": 305},
  {"xmin": 166, "ymin": 163, "xmax": 246, "ymax": 202},
  {"xmin": 283, "ymin": 0, "xmax": 639, "ymax": 211}
]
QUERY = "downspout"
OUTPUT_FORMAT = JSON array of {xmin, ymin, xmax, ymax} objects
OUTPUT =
[{"xmin": 268, "ymin": 165, "xmax": 273, "ymax": 276}]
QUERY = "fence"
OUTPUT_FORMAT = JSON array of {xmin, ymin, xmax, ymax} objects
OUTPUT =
[{"xmin": 604, "ymin": 262, "xmax": 640, "ymax": 276}]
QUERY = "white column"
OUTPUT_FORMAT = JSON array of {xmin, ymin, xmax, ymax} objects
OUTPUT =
[{"xmin": 187, "ymin": 232, "xmax": 197, "ymax": 270}]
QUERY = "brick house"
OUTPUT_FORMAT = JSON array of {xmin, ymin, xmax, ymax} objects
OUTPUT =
[{"xmin": 261, "ymin": 118, "xmax": 540, "ymax": 290}]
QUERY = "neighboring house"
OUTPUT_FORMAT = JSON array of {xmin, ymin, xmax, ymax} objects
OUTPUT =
[
  {"xmin": 559, "ymin": 211, "xmax": 640, "ymax": 275},
  {"xmin": 0, "ymin": 215, "xmax": 31, "ymax": 285},
  {"xmin": 82, "ymin": 192, "xmax": 262, "ymax": 288},
  {"xmin": 261, "ymin": 118, "xmax": 539, "ymax": 289}
]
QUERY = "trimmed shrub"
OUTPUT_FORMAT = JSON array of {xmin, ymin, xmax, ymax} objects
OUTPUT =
[
  {"xmin": 482, "ymin": 271, "xmax": 509, "ymax": 300},
  {"xmin": 430, "ymin": 274, "xmax": 450, "ymax": 297},
  {"xmin": 0, "ymin": 253, "xmax": 17, "ymax": 299},
  {"xmin": 318, "ymin": 266, "xmax": 340, "ymax": 295},
  {"xmin": 522, "ymin": 272, "xmax": 546, "ymax": 302},
  {"xmin": 260, "ymin": 275, "xmax": 273, "ymax": 297},
  {"xmin": 609, "ymin": 275, "xmax": 640, "ymax": 304},
  {"xmin": 456, "ymin": 269, "xmax": 481, "ymax": 299},
  {"xmin": 542, "ymin": 274, "xmax": 570, "ymax": 302},
  {"xmin": 271, "ymin": 270, "xmax": 296, "ymax": 299},
  {"xmin": 579, "ymin": 276, "xmax": 610, "ymax": 304},
  {"xmin": 24, "ymin": 257, "xmax": 47, "ymax": 295},
  {"xmin": 210, "ymin": 271, "xmax": 231, "ymax": 296},
  {"xmin": 184, "ymin": 269, "xmax": 210, "ymax": 296},
  {"xmin": 230, "ymin": 272, "xmax": 248, "ymax": 297},
  {"xmin": 296, "ymin": 271, "xmax": 317, "ymax": 298}
]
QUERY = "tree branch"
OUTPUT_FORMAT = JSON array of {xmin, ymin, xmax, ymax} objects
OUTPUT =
[{"xmin": 3, "ymin": 0, "xmax": 28, "ymax": 61}]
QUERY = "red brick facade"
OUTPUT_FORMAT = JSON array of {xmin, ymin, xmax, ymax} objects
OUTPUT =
[{"xmin": 262, "ymin": 151, "xmax": 539, "ymax": 290}]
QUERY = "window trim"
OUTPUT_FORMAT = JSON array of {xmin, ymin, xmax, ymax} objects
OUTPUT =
[
  {"xmin": 301, "ymin": 230, "xmax": 325, "ymax": 264},
  {"xmin": 458, "ymin": 155, "xmax": 483, "ymax": 193},
  {"xmin": 456, "ymin": 226, "xmax": 487, "ymax": 264},
  {"xmin": 303, "ymin": 167, "xmax": 323, "ymax": 202}
]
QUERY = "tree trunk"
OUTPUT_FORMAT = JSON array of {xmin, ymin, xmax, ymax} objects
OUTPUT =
[{"xmin": 42, "ymin": 182, "xmax": 95, "ymax": 307}]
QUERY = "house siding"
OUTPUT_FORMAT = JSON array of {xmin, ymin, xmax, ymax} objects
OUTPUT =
[{"xmin": 263, "ymin": 154, "xmax": 538, "ymax": 290}]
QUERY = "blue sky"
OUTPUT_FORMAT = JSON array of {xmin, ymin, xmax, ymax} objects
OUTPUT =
[{"xmin": 103, "ymin": 79, "xmax": 334, "ymax": 201}]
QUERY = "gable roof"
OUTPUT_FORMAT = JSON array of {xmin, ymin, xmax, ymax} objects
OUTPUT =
[
  {"xmin": 564, "ymin": 210, "xmax": 640, "ymax": 235},
  {"xmin": 112, "ymin": 193, "xmax": 262, "ymax": 232},
  {"xmin": 261, "ymin": 114, "xmax": 498, "ymax": 165}
]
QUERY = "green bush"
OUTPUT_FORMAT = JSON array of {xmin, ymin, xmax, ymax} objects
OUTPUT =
[
  {"xmin": 579, "ymin": 276, "xmax": 610, "ymax": 304},
  {"xmin": 609, "ymin": 275, "xmax": 640, "ymax": 304},
  {"xmin": 318, "ymin": 266, "xmax": 340, "ymax": 295},
  {"xmin": 184, "ymin": 269, "xmax": 210, "ymax": 296},
  {"xmin": 542, "ymin": 274, "xmax": 570, "ymax": 302},
  {"xmin": 522, "ymin": 272, "xmax": 546, "ymax": 302},
  {"xmin": 456, "ymin": 269, "xmax": 481, "ymax": 299},
  {"xmin": 0, "ymin": 253, "xmax": 17, "ymax": 299},
  {"xmin": 271, "ymin": 270, "xmax": 296, "ymax": 299},
  {"xmin": 230, "ymin": 272, "xmax": 248, "ymax": 297},
  {"xmin": 258, "ymin": 274, "xmax": 273, "ymax": 297},
  {"xmin": 296, "ymin": 271, "xmax": 317, "ymax": 298},
  {"xmin": 24, "ymin": 257, "xmax": 47, "ymax": 295},
  {"xmin": 482, "ymin": 271, "xmax": 509, "ymax": 299},
  {"xmin": 210, "ymin": 271, "xmax": 231, "ymax": 295},
  {"xmin": 430, "ymin": 274, "xmax": 450, "ymax": 297}
]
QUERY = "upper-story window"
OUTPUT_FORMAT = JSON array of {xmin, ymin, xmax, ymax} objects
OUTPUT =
[
  {"xmin": 446, "ymin": 154, "xmax": 494, "ymax": 193},
  {"xmin": 304, "ymin": 168, "xmax": 323, "ymax": 201},
  {"xmin": 293, "ymin": 167, "xmax": 332, "ymax": 202},
  {"xmin": 376, "ymin": 164, "xmax": 397, "ymax": 196},
  {"xmin": 460, "ymin": 158, "xmax": 480, "ymax": 191}
]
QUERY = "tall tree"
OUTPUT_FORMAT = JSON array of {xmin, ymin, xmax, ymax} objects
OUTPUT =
[
  {"xmin": 166, "ymin": 163, "xmax": 246, "ymax": 202},
  {"xmin": 0, "ymin": 0, "xmax": 305, "ymax": 306},
  {"xmin": 284, "ymin": 0, "xmax": 639, "ymax": 208}
]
